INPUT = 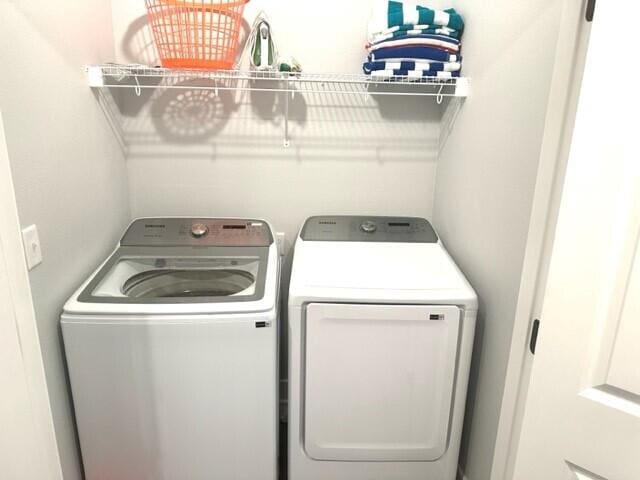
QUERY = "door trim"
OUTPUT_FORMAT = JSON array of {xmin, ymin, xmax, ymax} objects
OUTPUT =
[
  {"xmin": 0, "ymin": 110, "xmax": 63, "ymax": 478},
  {"xmin": 489, "ymin": 0, "xmax": 595, "ymax": 478}
]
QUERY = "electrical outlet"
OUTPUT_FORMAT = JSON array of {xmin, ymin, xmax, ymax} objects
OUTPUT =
[
  {"xmin": 21, "ymin": 224, "xmax": 42, "ymax": 270},
  {"xmin": 275, "ymin": 232, "xmax": 286, "ymax": 256}
]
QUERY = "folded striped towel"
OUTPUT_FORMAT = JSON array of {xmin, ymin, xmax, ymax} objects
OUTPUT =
[
  {"xmin": 370, "ymin": 46, "xmax": 460, "ymax": 63},
  {"xmin": 363, "ymin": 60, "xmax": 461, "ymax": 74},
  {"xmin": 368, "ymin": 34, "xmax": 460, "ymax": 53},
  {"xmin": 370, "ymin": 24, "xmax": 461, "ymax": 44},
  {"xmin": 369, "ymin": 1, "xmax": 464, "ymax": 37},
  {"xmin": 370, "ymin": 69, "xmax": 460, "ymax": 79}
]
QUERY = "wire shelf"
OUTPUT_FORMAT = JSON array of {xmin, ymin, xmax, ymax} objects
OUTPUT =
[
  {"xmin": 86, "ymin": 64, "xmax": 469, "ymax": 98},
  {"xmin": 85, "ymin": 64, "xmax": 469, "ymax": 151}
]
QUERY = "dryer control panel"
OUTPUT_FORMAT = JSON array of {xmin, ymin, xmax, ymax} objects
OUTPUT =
[
  {"xmin": 300, "ymin": 216, "xmax": 438, "ymax": 243},
  {"xmin": 121, "ymin": 218, "xmax": 273, "ymax": 247}
]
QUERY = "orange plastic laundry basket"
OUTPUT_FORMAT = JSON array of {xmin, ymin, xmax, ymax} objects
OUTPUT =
[{"xmin": 145, "ymin": 0, "xmax": 249, "ymax": 70}]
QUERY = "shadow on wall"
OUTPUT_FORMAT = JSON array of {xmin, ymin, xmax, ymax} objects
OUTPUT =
[
  {"xmin": 148, "ymin": 79, "xmax": 309, "ymax": 144},
  {"xmin": 120, "ymin": 14, "xmax": 160, "ymax": 66},
  {"xmin": 151, "ymin": 80, "xmax": 235, "ymax": 143},
  {"xmin": 459, "ymin": 308, "xmax": 486, "ymax": 473},
  {"xmin": 103, "ymin": 15, "xmax": 442, "ymax": 160},
  {"xmin": 105, "ymin": 84, "xmax": 440, "ymax": 161}
]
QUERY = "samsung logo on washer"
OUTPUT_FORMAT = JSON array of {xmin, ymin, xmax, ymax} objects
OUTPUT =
[{"xmin": 145, "ymin": 224, "xmax": 166, "ymax": 228}]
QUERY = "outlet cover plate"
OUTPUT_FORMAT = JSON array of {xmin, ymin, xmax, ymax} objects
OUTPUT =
[{"xmin": 21, "ymin": 224, "xmax": 42, "ymax": 270}]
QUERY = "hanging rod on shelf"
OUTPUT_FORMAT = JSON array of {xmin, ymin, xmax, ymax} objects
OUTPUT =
[{"xmin": 85, "ymin": 65, "xmax": 470, "ymax": 98}]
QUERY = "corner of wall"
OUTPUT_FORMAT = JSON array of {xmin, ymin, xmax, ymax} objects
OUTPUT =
[
  {"xmin": 0, "ymin": 3, "xmax": 132, "ymax": 479},
  {"xmin": 458, "ymin": 465, "xmax": 470, "ymax": 480},
  {"xmin": 432, "ymin": 0, "xmax": 563, "ymax": 479}
]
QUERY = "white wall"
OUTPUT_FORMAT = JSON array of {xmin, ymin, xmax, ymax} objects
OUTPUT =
[
  {"xmin": 0, "ymin": 2, "xmax": 130, "ymax": 479},
  {"xmin": 432, "ymin": 1, "xmax": 561, "ymax": 479},
  {"xmin": 109, "ymin": 0, "xmax": 448, "ymax": 242}
]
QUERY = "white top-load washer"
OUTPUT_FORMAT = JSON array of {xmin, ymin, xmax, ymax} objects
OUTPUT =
[
  {"xmin": 62, "ymin": 218, "xmax": 279, "ymax": 480},
  {"xmin": 288, "ymin": 216, "xmax": 477, "ymax": 480}
]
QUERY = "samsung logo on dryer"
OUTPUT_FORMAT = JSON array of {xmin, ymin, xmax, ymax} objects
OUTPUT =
[{"xmin": 145, "ymin": 224, "xmax": 166, "ymax": 228}]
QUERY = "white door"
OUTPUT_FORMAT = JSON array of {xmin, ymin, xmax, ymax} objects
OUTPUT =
[
  {"xmin": 512, "ymin": 0, "xmax": 640, "ymax": 478},
  {"xmin": 0, "ymin": 246, "xmax": 50, "ymax": 479},
  {"xmin": 0, "ymin": 111, "xmax": 62, "ymax": 478},
  {"xmin": 304, "ymin": 303, "xmax": 460, "ymax": 461}
]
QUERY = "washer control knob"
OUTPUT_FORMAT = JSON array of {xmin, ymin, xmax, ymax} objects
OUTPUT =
[
  {"xmin": 191, "ymin": 223, "xmax": 209, "ymax": 238},
  {"xmin": 360, "ymin": 220, "xmax": 377, "ymax": 234}
]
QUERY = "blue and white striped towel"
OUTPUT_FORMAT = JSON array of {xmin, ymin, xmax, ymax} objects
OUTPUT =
[
  {"xmin": 369, "ymin": 1, "xmax": 464, "ymax": 36},
  {"xmin": 369, "ymin": 34, "xmax": 460, "ymax": 53},
  {"xmin": 363, "ymin": 60, "xmax": 461, "ymax": 74},
  {"xmin": 369, "ymin": 24, "xmax": 461, "ymax": 44},
  {"xmin": 370, "ymin": 46, "xmax": 460, "ymax": 63},
  {"xmin": 370, "ymin": 69, "xmax": 460, "ymax": 79}
]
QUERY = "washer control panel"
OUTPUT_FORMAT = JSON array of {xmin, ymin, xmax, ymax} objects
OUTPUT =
[
  {"xmin": 300, "ymin": 216, "xmax": 438, "ymax": 243},
  {"xmin": 121, "ymin": 218, "xmax": 273, "ymax": 247}
]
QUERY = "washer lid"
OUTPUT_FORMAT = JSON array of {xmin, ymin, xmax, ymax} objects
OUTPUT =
[
  {"xmin": 295, "ymin": 241, "xmax": 462, "ymax": 290},
  {"xmin": 289, "ymin": 239, "xmax": 478, "ymax": 308},
  {"xmin": 77, "ymin": 246, "xmax": 268, "ymax": 305}
]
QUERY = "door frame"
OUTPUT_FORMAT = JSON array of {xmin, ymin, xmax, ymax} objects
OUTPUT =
[
  {"xmin": 0, "ymin": 110, "xmax": 63, "ymax": 479},
  {"xmin": 489, "ymin": 0, "xmax": 595, "ymax": 478}
]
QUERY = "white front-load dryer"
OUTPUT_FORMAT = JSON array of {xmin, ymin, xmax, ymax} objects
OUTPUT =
[
  {"xmin": 62, "ymin": 218, "xmax": 279, "ymax": 480},
  {"xmin": 288, "ymin": 216, "xmax": 477, "ymax": 480}
]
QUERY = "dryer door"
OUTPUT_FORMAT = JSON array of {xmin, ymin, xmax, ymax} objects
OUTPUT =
[{"xmin": 304, "ymin": 303, "xmax": 460, "ymax": 462}]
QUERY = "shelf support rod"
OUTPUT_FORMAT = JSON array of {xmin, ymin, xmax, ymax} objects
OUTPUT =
[
  {"xmin": 438, "ymin": 96, "xmax": 464, "ymax": 156},
  {"xmin": 283, "ymin": 76, "xmax": 291, "ymax": 148}
]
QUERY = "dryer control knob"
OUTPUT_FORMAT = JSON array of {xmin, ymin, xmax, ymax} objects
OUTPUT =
[
  {"xmin": 191, "ymin": 223, "xmax": 209, "ymax": 238},
  {"xmin": 360, "ymin": 221, "xmax": 377, "ymax": 233}
]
